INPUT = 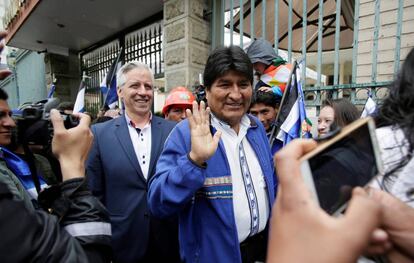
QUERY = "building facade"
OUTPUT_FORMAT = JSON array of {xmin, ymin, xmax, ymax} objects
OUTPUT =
[{"xmin": 2, "ymin": 0, "xmax": 413, "ymax": 114}]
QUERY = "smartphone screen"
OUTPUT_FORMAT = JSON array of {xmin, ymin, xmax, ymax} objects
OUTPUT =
[{"xmin": 306, "ymin": 121, "xmax": 379, "ymax": 214}]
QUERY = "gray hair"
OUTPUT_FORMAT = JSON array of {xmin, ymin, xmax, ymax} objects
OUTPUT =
[{"xmin": 116, "ymin": 61, "xmax": 155, "ymax": 88}]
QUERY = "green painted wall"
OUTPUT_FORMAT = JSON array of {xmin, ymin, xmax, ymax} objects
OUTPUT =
[{"xmin": 0, "ymin": 50, "xmax": 46, "ymax": 108}]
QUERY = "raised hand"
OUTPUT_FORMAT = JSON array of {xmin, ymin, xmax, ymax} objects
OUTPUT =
[{"xmin": 187, "ymin": 101, "xmax": 221, "ymax": 166}]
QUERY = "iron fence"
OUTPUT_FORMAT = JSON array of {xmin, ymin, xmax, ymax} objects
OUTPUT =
[
  {"xmin": 80, "ymin": 21, "xmax": 163, "ymax": 115},
  {"xmin": 81, "ymin": 41, "xmax": 121, "ymax": 115},
  {"xmin": 125, "ymin": 22, "xmax": 164, "ymax": 78},
  {"xmin": 212, "ymin": 0, "xmax": 409, "ymax": 111}
]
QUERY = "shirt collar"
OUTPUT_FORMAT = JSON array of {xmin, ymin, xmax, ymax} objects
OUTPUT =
[
  {"xmin": 125, "ymin": 112, "xmax": 152, "ymax": 129},
  {"xmin": 210, "ymin": 113, "xmax": 251, "ymax": 133}
]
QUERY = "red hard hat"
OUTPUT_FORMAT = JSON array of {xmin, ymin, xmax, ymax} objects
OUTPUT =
[{"xmin": 162, "ymin": 87, "xmax": 195, "ymax": 115}]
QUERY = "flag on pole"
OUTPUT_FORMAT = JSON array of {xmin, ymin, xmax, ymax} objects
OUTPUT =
[
  {"xmin": 102, "ymin": 66, "xmax": 119, "ymax": 109},
  {"xmin": 361, "ymin": 93, "xmax": 377, "ymax": 118},
  {"xmin": 275, "ymin": 61, "xmax": 312, "ymax": 145},
  {"xmin": 73, "ymin": 79, "xmax": 86, "ymax": 113},
  {"xmin": 47, "ymin": 83, "xmax": 56, "ymax": 98},
  {"xmin": 102, "ymin": 47, "xmax": 124, "ymax": 109}
]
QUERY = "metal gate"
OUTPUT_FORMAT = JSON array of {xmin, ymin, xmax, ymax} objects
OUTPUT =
[
  {"xmin": 212, "ymin": 0, "xmax": 409, "ymax": 111},
  {"xmin": 80, "ymin": 20, "xmax": 163, "ymax": 115}
]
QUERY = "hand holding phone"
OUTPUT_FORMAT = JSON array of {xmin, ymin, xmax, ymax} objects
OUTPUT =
[
  {"xmin": 269, "ymin": 140, "xmax": 382, "ymax": 263},
  {"xmin": 300, "ymin": 117, "xmax": 383, "ymax": 215}
]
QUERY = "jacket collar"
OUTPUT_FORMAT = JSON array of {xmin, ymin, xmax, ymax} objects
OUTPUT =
[{"xmin": 209, "ymin": 113, "xmax": 258, "ymax": 131}]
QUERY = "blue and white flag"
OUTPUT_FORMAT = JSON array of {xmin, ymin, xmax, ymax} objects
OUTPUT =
[
  {"xmin": 102, "ymin": 48, "xmax": 123, "ymax": 109},
  {"xmin": 102, "ymin": 62, "xmax": 121, "ymax": 109},
  {"xmin": 276, "ymin": 62, "xmax": 312, "ymax": 145},
  {"xmin": 47, "ymin": 83, "xmax": 56, "ymax": 98},
  {"xmin": 361, "ymin": 94, "xmax": 377, "ymax": 118},
  {"xmin": 73, "ymin": 80, "xmax": 86, "ymax": 113}
]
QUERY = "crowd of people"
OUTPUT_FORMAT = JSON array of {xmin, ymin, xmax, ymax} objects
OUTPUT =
[{"xmin": 0, "ymin": 28, "xmax": 413, "ymax": 263}]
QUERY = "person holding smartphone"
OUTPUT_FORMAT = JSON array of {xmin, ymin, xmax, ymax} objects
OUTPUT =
[
  {"xmin": 268, "ymin": 139, "xmax": 414, "ymax": 263},
  {"xmin": 373, "ymin": 47, "xmax": 414, "ymax": 207},
  {"xmin": 363, "ymin": 47, "xmax": 414, "ymax": 262},
  {"xmin": 268, "ymin": 139, "xmax": 382, "ymax": 263}
]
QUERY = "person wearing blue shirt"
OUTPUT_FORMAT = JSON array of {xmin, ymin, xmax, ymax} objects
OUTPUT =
[{"xmin": 148, "ymin": 46, "xmax": 277, "ymax": 263}]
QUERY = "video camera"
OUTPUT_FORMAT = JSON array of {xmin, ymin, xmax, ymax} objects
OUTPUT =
[
  {"xmin": 194, "ymin": 84, "xmax": 207, "ymax": 104},
  {"xmin": 13, "ymin": 98, "xmax": 79, "ymax": 147}
]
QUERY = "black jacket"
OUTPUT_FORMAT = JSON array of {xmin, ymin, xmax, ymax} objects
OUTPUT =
[{"xmin": 0, "ymin": 178, "xmax": 111, "ymax": 262}]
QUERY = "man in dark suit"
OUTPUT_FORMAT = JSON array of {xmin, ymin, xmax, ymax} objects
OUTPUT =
[{"xmin": 87, "ymin": 61, "xmax": 179, "ymax": 263}]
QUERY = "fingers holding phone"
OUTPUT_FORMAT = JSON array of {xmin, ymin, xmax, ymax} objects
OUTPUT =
[
  {"xmin": 300, "ymin": 117, "xmax": 383, "ymax": 215},
  {"xmin": 268, "ymin": 139, "xmax": 382, "ymax": 263}
]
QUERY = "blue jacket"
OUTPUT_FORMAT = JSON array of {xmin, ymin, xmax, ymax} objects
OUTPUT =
[{"xmin": 148, "ymin": 115, "xmax": 277, "ymax": 263}]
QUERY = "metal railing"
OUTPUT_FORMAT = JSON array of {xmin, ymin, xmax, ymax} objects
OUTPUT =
[
  {"xmin": 80, "ymin": 21, "xmax": 163, "ymax": 115},
  {"xmin": 212, "ymin": 0, "xmax": 408, "ymax": 111},
  {"xmin": 81, "ymin": 41, "xmax": 121, "ymax": 115},
  {"xmin": 125, "ymin": 23, "xmax": 164, "ymax": 78}
]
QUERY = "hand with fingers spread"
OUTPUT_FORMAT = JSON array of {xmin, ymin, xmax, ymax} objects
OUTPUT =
[
  {"xmin": 187, "ymin": 101, "xmax": 221, "ymax": 166},
  {"xmin": 50, "ymin": 109, "xmax": 93, "ymax": 181},
  {"xmin": 268, "ymin": 139, "xmax": 382, "ymax": 263}
]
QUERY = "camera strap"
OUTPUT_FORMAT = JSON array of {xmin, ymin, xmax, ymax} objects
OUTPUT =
[{"xmin": 22, "ymin": 144, "xmax": 42, "ymax": 194}]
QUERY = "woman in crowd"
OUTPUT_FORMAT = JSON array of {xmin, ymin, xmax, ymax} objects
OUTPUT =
[
  {"xmin": 374, "ymin": 47, "xmax": 414, "ymax": 207},
  {"xmin": 268, "ymin": 48, "xmax": 414, "ymax": 261},
  {"xmin": 317, "ymin": 98, "xmax": 360, "ymax": 137}
]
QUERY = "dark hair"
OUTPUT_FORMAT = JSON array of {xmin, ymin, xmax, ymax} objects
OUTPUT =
[
  {"xmin": 322, "ymin": 98, "xmax": 359, "ymax": 128},
  {"xmin": 57, "ymin": 101, "xmax": 74, "ymax": 111},
  {"xmin": 375, "ymin": 48, "xmax": 414, "ymax": 192},
  {"xmin": 203, "ymin": 46, "xmax": 253, "ymax": 90},
  {"xmin": 376, "ymin": 47, "xmax": 414, "ymax": 152},
  {"xmin": 0, "ymin": 88, "xmax": 8, "ymax": 100},
  {"xmin": 250, "ymin": 90, "xmax": 280, "ymax": 108}
]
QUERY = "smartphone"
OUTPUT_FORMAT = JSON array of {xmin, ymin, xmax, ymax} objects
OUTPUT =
[{"xmin": 300, "ymin": 117, "xmax": 383, "ymax": 215}]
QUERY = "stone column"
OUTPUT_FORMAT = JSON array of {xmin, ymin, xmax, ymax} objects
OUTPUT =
[
  {"xmin": 44, "ymin": 51, "xmax": 81, "ymax": 103},
  {"xmin": 163, "ymin": 0, "xmax": 211, "ymax": 92}
]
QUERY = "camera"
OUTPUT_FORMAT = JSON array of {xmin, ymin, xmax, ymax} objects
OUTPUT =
[
  {"xmin": 13, "ymin": 98, "xmax": 79, "ymax": 147},
  {"xmin": 194, "ymin": 84, "xmax": 207, "ymax": 104}
]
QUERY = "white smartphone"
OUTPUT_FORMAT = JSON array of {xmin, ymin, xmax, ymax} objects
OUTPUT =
[{"xmin": 300, "ymin": 117, "xmax": 383, "ymax": 215}]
